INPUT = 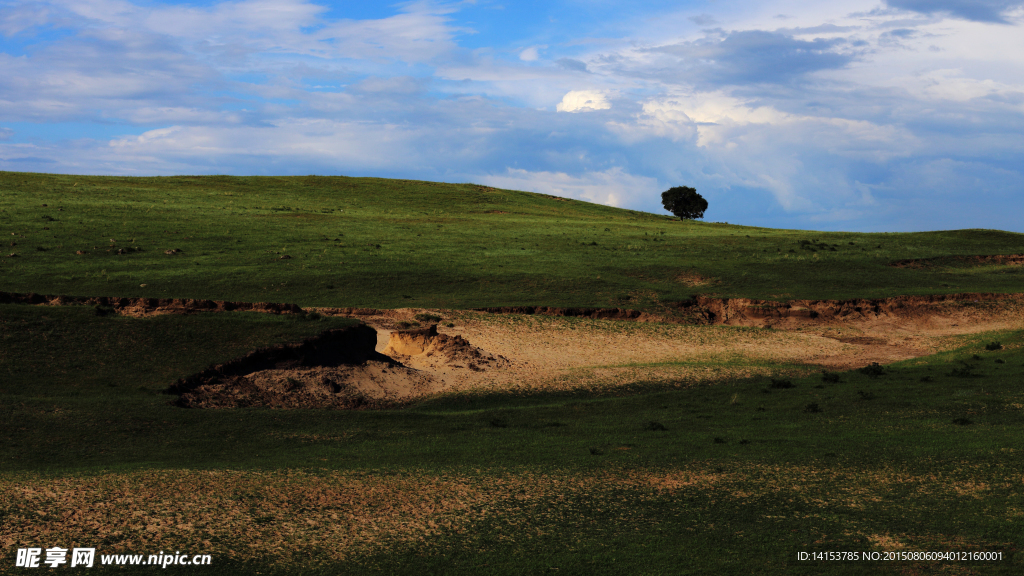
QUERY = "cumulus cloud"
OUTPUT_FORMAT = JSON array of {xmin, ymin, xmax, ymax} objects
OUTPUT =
[
  {"xmin": 0, "ymin": 127, "xmax": 12, "ymax": 140},
  {"xmin": 556, "ymin": 90, "xmax": 611, "ymax": 112}
]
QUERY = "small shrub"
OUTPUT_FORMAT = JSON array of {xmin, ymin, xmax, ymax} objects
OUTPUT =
[
  {"xmin": 995, "ymin": 359, "xmax": 1005, "ymax": 364},
  {"xmin": 396, "ymin": 320, "xmax": 420, "ymax": 329},
  {"xmin": 713, "ymin": 437, "xmax": 727, "ymax": 444},
  {"xmin": 302, "ymin": 311, "xmax": 322, "ymax": 321},
  {"xmin": 489, "ymin": 418, "xmax": 509, "ymax": 428},
  {"xmin": 804, "ymin": 403, "xmax": 822, "ymax": 413},
  {"xmin": 414, "ymin": 313, "xmax": 442, "ymax": 322},
  {"xmin": 949, "ymin": 364, "xmax": 975, "ymax": 378},
  {"xmin": 445, "ymin": 322, "xmax": 455, "ymax": 328},
  {"xmin": 971, "ymin": 354, "xmax": 982, "ymax": 361},
  {"xmin": 589, "ymin": 447, "xmax": 605, "ymax": 456},
  {"xmin": 985, "ymin": 342, "xmax": 1003, "ymax": 351},
  {"xmin": 858, "ymin": 363, "xmax": 885, "ymax": 378},
  {"xmin": 739, "ymin": 439, "xmax": 751, "ymax": 445},
  {"xmin": 857, "ymin": 390, "xmax": 877, "ymax": 400},
  {"xmin": 951, "ymin": 417, "xmax": 973, "ymax": 426},
  {"xmin": 821, "ymin": 371, "xmax": 841, "ymax": 383},
  {"xmin": 645, "ymin": 421, "xmax": 667, "ymax": 431},
  {"xmin": 920, "ymin": 376, "xmax": 934, "ymax": 383},
  {"xmin": 769, "ymin": 378, "xmax": 795, "ymax": 389},
  {"xmin": 93, "ymin": 305, "xmax": 115, "ymax": 317}
]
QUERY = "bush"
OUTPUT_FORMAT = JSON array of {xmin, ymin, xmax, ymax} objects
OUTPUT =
[
  {"xmin": 949, "ymin": 364, "xmax": 975, "ymax": 378},
  {"xmin": 820, "ymin": 370, "xmax": 839, "ymax": 381},
  {"xmin": 985, "ymin": 342, "xmax": 1003, "ymax": 351},
  {"xmin": 415, "ymin": 313, "xmax": 442, "ymax": 322},
  {"xmin": 645, "ymin": 421, "xmax": 667, "ymax": 431},
  {"xmin": 858, "ymin": 362, "xmax": 885, "ymax": 378},
  {"xmin": 768, "ymin": 378, "xmax": 795, "ymax": 389},
  {"xmin": 804, "ymin": 403, "xmax": 822, "ymax": 413}
]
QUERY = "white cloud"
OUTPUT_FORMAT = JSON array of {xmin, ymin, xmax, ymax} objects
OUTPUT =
[
  {"xmin": 477, "ymin": 167, "xmax": 659, "ymax": 207},
  {"xmin": 518, "ymin": 46, "xmax": 544, "ymax": 61},
  {"xmin": 104, "ymin": 120, "xmax": 427, "ymax": 170},
  {"xmin": 1, "ymin": 0, "xmax": 1023, "ymax": 231},
  {"xmin": 556, "ymin": 90, "xmax": 611, "ymax": 112}
]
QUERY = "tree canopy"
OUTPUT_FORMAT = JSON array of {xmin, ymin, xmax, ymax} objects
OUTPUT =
[{"xmin": 661, "ymin": 186, "xmax": 708, "ymax": 220}]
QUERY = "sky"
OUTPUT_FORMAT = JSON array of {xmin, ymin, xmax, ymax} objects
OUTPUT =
[{"xmin": 1, "ymin": 0, "xmax": 1023, "ymax": 232}]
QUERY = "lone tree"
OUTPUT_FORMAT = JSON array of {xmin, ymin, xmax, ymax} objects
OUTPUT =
[{"xmin": 661, "ymin": 186, "xmax": 707, "ymax": 220}]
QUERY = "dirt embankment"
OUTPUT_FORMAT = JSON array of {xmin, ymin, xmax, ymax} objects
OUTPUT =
[
  {"xmin": 889, "ymin": 254, "xmax": 1024, "ymax": 268},
  {"xmin": 688, "ymin": 292, "xmax": 1024, "ymax": 327},
  {"xmin": 382, "ymin": 324, "xmax": 510, "ymax": 373},
  {"xmin": 169, "ymin": 324, "xmax": 402, "ymax": 408},
  {"xmin": 472, "ymin": 292, "xmax": 1024, "ymax": 328},
  {"xmin": 6, "ymin": 289, "xmax": 1024, "ymax": 408},
  {"xmin": 4, "ymin": 290, "xmax": 1021, "ymax": 329},
  {"xmin": 0, "ymin": 291, "xmax": 302, "ymax": 316},
  {"xmin": 170, "ymin": 323, "xmax": 507, "ymax": 409}
]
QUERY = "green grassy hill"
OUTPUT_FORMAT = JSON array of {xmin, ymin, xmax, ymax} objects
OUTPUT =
[
  {"xmin": 2, "ymin": 171, "xmax": 1022, "ymax": 307},
  {"xmin": 3, "ymin": 171, "xmax": 1023, "ymax": 575}
]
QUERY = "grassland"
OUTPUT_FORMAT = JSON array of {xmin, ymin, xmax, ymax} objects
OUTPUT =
[
  {"xmin": 2, "ymin": 171, "xmax": 1023, "ymax": 574},
  {"xmin": 1, "ymin": 304, "xmax": 1022, "ymax": 573},
  {"xmin": 1, "ymin": 171, "xmax": 1022, "ymax": 308}
]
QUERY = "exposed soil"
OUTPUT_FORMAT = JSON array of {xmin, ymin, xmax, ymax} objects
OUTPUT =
[
  {"xmin": 470, "ymin": 292, "xmax": 1024, "ymax": 329},
  {"xmin": 382, "ymin": 324, "xmax": 510, "ymax": 372},
  {"xmin": 175, "ymin": 362, "xmax": 436, "ymax": 409},
  {"xmin": 169, "ymin": 323, "xmax": 510, "ymax": 409},
  {"xmin": 5, "ymin": 290, "xmax": 1023, "ymax": 408},
  {"xmin": 316, "ymin": 295, "xmax": 1024, "ymax": 401},
  {"xmin": 169, "ymin": 324, "xmax": 415, "ymax": 409},
  {"xmin": 889, "ymin": 254, "xmax": 1024, "ymax": 268},
  {"xmin": 0, "ymin": 291, "xmax": 302, "ymax": 316}
]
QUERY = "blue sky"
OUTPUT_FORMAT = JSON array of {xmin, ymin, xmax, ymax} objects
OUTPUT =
[{"xmin": 1, "ymin": 0, "xmax": 1023, "ymax": 232}]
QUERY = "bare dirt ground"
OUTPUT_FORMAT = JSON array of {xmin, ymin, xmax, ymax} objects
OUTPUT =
[{"xmin": 303, "ymin": 296, "xmax": 1024, "ymax": 403}]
